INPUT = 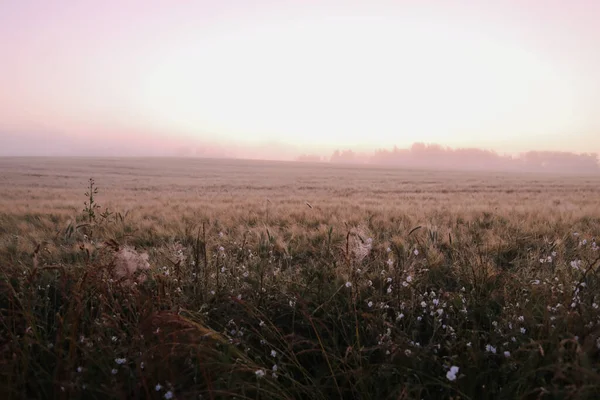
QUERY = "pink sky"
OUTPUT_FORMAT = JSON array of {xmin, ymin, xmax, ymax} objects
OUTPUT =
[{"xmin": 1, "ymin": 0, "xmax": 599, "ymax": 158}]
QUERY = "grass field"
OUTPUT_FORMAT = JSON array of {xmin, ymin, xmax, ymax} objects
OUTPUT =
[{"xmin": 1, "ymin": 157, "xmax": 600, "ymax": 399}]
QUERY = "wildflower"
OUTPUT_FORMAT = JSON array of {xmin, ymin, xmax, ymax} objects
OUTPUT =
[
  {"xmin": 406, "ymin": 275, "xmax": 413, "ymax": 283},
  {"xmin": 368, "ymin": 301, "xmax": 373, "ymax": 308},
  {"xmin": 111, "ymin": 336, "xmax": 118, "ymax": 342},
  {"xmin": 396, "ymin": 313, "xmax": 404, "ymax": 320},
  {"xmin": 531, "ymin": 279, "xmax": 540, "ymax": 285},
  {"xmin": 387, "ymin": 259, "xmax": 393, "ymax": 267},
  {"xmin": 77, "ymin": 366, "xmax": 83, "ymax": 373},
  {"xmin": 115, "ymin": 358, "xmax": 127, "ymax": 365},
  {"xmin": 466, "ymin": 342, "xmax": 472, "ymax": 347},
  {"xmin": 140, "ymin": 361, "xmax": 145, "ymax": 369},
  {"xmin": 386, "ymin": 247, "xmax": 392, "ymax": 253},
  {"xmin": 387, "ymin": 286, "xmax": 392, "ymax": 294},
  {"xmin": 413, "ymin": 249, "xmax": 419, "ymax": 256},
  {"xmin": 219, "ymin": 246, "xmax": 224, "ymax": 252},
  {"xmin": 446, "ymin": 366, "xmax": 459, "ymax": 381},
  {"xmin": 255, "ymin": 369, "xmax": 266, "ymax": 378},
  {"xmin": 517, "ymin": 316, "xmax": 524, "ymax": 322},
  {"xmin": 345, "ymin": 281, "xmax": 352, "ymax": 288},
  {"xmin": 271, "ymin": 350, "xmax": 277, "ymax": 358},
  {"xmin": 520, "ymin": 327, "xmax": 526, "ymax": 334},
  {"xmin": 272, "ymin": 364, "xmax": 278, "ymax": 371},
  {"xmin": 593, "ymin": 303, "xmax": 599, "ymax": 309},
  {"xmin": 367, "ymin": 280, "xmax": 373, "ymax": 287},
  {"xmin": 485, "ymin": 344, "xmax": 497, "ymax": 354},
  {"xmin": 164, "ymin": 391, "xmax": 174, "ymax": 399},
  {"xmin": 570, "ymin": 260, "xmax": 582, "ymax": 270},
  {"xmin": 111, "ymin": 368, "xmax": 118, "ymax": 375},
  {"xmin": 421, "ymin": 301, "xmax": 427, "ymax": 308}
]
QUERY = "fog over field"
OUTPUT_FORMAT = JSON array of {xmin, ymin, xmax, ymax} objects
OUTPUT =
[
  {"xmin": 2, "ymin": 131, "xmax": 598, "ymax": 174},
  {"xmin": 2, "ymin": 0, "xmax": 600, "ymax": 398}
]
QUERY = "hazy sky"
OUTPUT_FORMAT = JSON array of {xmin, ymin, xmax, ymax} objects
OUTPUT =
[{"xmin": 1, "ymin": 0, "xmax": 599, "ymax": 158}]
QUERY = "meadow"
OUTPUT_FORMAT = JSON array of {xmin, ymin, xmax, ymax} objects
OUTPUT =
[{"xmin": 1, "ymin": 157, "xmax": 600, "ymax": 399}]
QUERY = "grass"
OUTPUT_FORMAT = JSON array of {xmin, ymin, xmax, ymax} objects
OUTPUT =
[{"xmin": 1, "ymin": 157, "xmax": 600, "ymax": 399}]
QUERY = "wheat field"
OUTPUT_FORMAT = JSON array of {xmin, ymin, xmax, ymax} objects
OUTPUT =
[{"xmin": 1, "ymin": 157, "xmax": 600, "ymax": 399}]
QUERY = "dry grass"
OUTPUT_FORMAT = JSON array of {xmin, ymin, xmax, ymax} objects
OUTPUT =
[{"xmin": 1, "ymin": 157, "xmax": 600, "ymax": 399}]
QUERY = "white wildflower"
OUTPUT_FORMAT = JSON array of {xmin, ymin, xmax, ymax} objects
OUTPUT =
[
  {"xmin": 446, "ymin": 366, "xmax": 459, "ymax": 381},
  {"xmin": 485, "ymin": 344, "xmax": 497, "ymax": 354}
]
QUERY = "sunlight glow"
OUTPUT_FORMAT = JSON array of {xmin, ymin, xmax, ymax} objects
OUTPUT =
[{"xmin": 135, "ymin": 16, "xmax": 578, "ymax": 148}]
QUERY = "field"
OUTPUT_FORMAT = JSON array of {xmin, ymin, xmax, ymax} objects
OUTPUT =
[{"xmin": 1, "ymin": 157, "xmax": 600, "ymax": 399}]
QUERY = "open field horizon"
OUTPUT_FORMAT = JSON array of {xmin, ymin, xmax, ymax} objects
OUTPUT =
[
  {"xmin": 3, "ymin": 0, "xmax": 600, "ymax": 397},
  {"xmin": 2, "ymin": 157, "xmax": 600, "ymax": 399}
]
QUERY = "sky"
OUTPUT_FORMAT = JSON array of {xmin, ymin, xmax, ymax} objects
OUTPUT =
[{"xmin": 1, "ymin": 0, "xmax": 599, "ymax": 158}]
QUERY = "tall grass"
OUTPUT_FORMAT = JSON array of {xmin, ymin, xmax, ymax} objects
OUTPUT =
[{"xmin": 1, "ymin": 159, "xmax": 600, "ymax": 399}]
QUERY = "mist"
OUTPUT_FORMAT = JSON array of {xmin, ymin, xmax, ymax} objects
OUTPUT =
[
  {"xmin": 325, "ymin": 143, "xmax": 600, "ymax": 174},
  {"xmin": 1, "ymin": 131, "xmax": 598, "ymax": 174}
]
